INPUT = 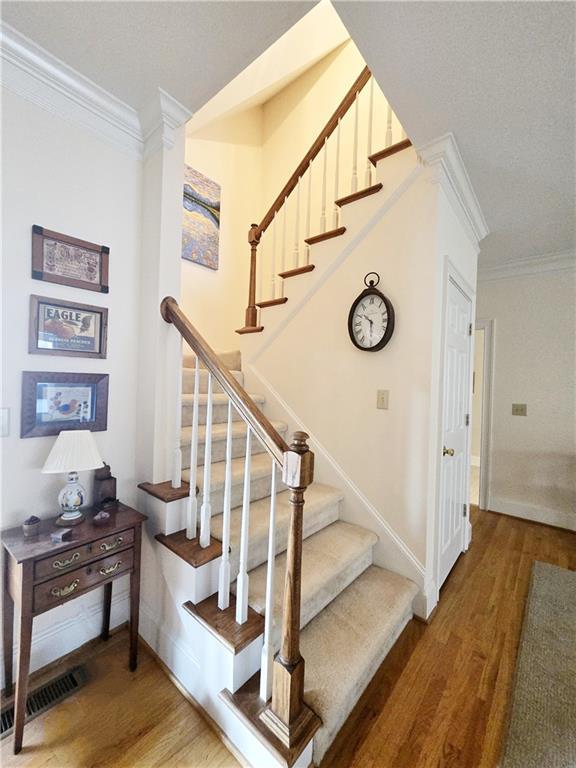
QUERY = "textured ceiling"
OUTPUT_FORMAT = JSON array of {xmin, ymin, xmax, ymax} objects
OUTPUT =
[
  {"xmin": 3, "ymin": 1, "xmax": 574, "ymax": 266},
  {"xmin": 334, "ymin": 1, "xmax": 575, "ymax": 265},
  {"xmin": 1, "ymin": 1, "xmax": 313, "ymax": 112}
]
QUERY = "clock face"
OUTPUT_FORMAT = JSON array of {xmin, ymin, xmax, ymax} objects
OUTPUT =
[{"xmin": 348, "ymin": 289, "xmax": 395, "ymax": 351}]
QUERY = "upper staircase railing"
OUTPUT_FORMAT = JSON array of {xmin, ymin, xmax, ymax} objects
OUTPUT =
[
  {"xmin": 161, "ymin": 296, "xmax": 320, "ymax": 747},
  {"xmin": 237, "ymin": 66, "xmax": 406, "ymax": 333}
]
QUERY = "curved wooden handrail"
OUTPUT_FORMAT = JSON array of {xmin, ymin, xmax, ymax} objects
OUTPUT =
[
  {"xmin": 161, "ymin": 296, "xmax": 289, "ymax": 465},
  {"xmin": 255, "ymin": 66, "xmax": 371, "ymax": 240}
]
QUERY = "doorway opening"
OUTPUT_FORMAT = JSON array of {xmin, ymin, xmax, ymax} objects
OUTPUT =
[{"xmin": 469, "ymin": 319, "xmax": 493, "ymax": 511}]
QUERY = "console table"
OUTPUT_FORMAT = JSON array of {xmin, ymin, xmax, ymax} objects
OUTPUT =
[{"xmin": 1, "ymin": 502, "xmax": 147, "ymax": 754}]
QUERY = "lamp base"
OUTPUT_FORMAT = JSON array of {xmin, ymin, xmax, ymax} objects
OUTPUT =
[{"xmin": 55, "ymin": 510, "xmax": 85, "ymax": 526}]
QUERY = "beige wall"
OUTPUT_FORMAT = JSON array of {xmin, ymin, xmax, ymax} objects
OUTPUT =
[
  {"xmin": 476, "ymin": 271, "xmax": 576, "ymax": 528},
  {"xmin": 182, "ymin": 108, "xmax": 263, "ymax": 350}
]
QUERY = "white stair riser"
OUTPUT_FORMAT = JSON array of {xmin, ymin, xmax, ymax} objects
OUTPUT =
[
  {"xmin": 181, "ymin": 399, "xmax": 264, "ymax": 427},
  {"xmin": 182, "ymin": 369, "xmax": 244, "ymax": 395}
]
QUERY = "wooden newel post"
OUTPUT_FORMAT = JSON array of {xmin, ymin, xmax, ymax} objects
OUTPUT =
[
  {"xmin": 260, "ymin": 431, "xmax": 321, "ymax": 748},
  {"xmin": 245, "ymin": 224, "xmax": 261, "ymax": 329}
]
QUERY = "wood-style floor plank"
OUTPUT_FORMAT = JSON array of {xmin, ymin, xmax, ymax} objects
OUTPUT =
[{"xmin": 321, "ymin": 508, "xmax": 575, "ymax": 768}]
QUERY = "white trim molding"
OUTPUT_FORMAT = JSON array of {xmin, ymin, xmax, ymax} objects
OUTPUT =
[
  {"xmin": 489, "ymin": 498, "xmax": 576, "ymax": 532},
  {"xmin": 139, "ymin": 88, "xmax": 192, "ymax": 158},
  {"xmin": 416, "ymin": 132, "xmax": 490, "ymax": 249},
  {"xmin": 478, "ymin": 250, "xmax": 576, "ymax": 281}
]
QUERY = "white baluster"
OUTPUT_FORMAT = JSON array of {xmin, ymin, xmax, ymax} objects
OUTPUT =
[
  {"xmin": 258, "ymin": 238, "xmax": 264, "ymax": 307},
  {"xmin": 260, "ymin": 463, "xmax": 278, "ymax": 701},
  {"xmin": 386, "ymin": 103, "xmax": 393, "ymax": 147},
  {"xmin": 351, "ymin": 91, "xmax": 359, "ymax": 193},
  {"xmin": 281, "ymin": 198, "xmax": 287, "ymax": 275},
  {"xmin": 185, "ymin": 356, "xmax": 200, "ymax": 539},
  {"xmin": 305, "ymin": 166, "xmax": 312, "ymax": 265},
  {"xmin": 199, "ymin": 372, "xmax": 213, "ymax": 548},
  {"xmin": 171, "ymin": 333, "xmax": 183, "ymax": 488},
  {"xmin": 365, "ymin": 78, "xmax": 374, "ymax": 188},
  {"xmin": 271, "ymin": 212, "xmax": 277, "ymax": 299},
  {"xmin": 293, "ymin": 178, "xmax": 301, "ymax": 268},
  {"xmin": 218, "ymin": 400, "xmax": 234, "ymax": 610},
  {"xmin": 332, "ymin": 118, "xmax": 341, "ymax": 229},
  {"xmin": 235, "ymin": 427, "xmax": 252, "ymax": 624},
  {"xmin": 320, "ymin": 137, "xmax": 328, "ymax": 233}
]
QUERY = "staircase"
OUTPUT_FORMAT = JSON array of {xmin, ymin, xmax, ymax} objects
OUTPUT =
[{"xmin": 151, "ymin": 329, "xmax": 417, "ymax": 767}]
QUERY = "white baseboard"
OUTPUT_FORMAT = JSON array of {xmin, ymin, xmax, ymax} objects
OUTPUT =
[{"xmin": 489, "ymin": 497, "xmax": 576, "ymax": 532}]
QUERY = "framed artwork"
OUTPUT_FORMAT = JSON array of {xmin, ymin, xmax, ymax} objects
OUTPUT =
[
  {"xmin": 21, "ymin": 371, "xmax": 109, "ymax": 438},
  {"xmin": 181, "ymin": 165, "xmax": 220, "ymax": 270},
  {"xmin": 29, "ymin": 295, "xmax": 108, "ymax": 358},
  {"xmin": 32, "ymin": 225, "xmax": 110, "ymax": 293}
]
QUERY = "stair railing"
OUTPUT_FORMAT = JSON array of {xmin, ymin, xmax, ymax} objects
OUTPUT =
[
  {"xmin": 161, "ymin": 296, "xmax": 319, "ymax": 745},
  {"xmin": 237, "ymin": 66, "xmax": 406, "ymax": 333}
]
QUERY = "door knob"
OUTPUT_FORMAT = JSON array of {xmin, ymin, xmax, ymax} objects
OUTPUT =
[{"xmin": 443, "ymin": 446, "xmax": 455, "ymax": 457}]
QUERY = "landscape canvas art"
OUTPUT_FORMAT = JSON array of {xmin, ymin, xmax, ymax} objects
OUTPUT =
[{"xmin": 181, "ymin": 165, "xmax": 220, "ymax": 270}]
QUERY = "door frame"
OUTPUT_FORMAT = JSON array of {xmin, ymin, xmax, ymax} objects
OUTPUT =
[
  {"xmin": 474, "ymin": 318, "xmax": 495, "ymax": 511},
  {"xmin": 433, "ymin": 259, "xmax": 475, "ymax": 599}
]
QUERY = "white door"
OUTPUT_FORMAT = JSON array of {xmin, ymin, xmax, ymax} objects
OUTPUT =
[{"xmin": 438, "ymin": 277, "xmax": 472, "ymax": 587}]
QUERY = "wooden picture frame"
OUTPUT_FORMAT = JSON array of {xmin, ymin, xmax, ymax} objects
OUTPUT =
[
  {"xmin": 32, "ymin": 225, "xmax": 110, "ymax": 293},
  {"xmin": 21, "ymin": 371, "xmax": 109, "ymax": 438},
  {"xmin": 29, "ymin": 295, "xmax": 108, "ymax": 359}
]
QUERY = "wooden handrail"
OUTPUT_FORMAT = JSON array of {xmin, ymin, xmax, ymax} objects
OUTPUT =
[
  {"xmin": 161, "ymin": 296, "xmax": 289, "ymax": 464},
  {"xmin": 256, "ymin": 66, "xmax": 371, "ymax": 239}
]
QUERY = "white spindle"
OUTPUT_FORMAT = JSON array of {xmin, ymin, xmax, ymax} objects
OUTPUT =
[
  {"xmin": 271, "ymin": 213, "xmax": 277, "ymax": 299},
  {"xmin": 293, "ymin": 178, "xmax": 301, "ymax": 268},
  {"xmin": 332, "ymin": 118, "xmax": 341, "ymax": 229},
  {"xmin": 281, "ymin": 198, "xmax": 287, "ymax": 275},
  {"xmin": 185, "ymin": 356, "xmax": 200, "ymax": 539},
  {"xmin": 199, "ymin": 372, "xmax": 213, "ymax": 548},
  {"xmin": 258, "ymin": 239, "xmax": 264, "ymax": 305},
  {"xmin": 218, "ymin": 400, "xmax": 234, "ymax": 610},
  {"xmin": 365, "ymin": 78, "xmax": 374, "ymax": 188},
  {"xmin": 351, "ymin": 91, "xmax": 359, "ymax": 193},
  {"xmin": 305, "ymin": 167, "xmax": 312, "ymax": 264},
  {"xmin": 171, "ymin": 334, "xmax": 183, "ymax": 488},
  {"xmin": 259, "ymin": 464, "xmax": 278, "ymax": 701},
  {"xmin": 236, "ymin": 428, "xmax": 252, "ymax": 624},
  {"xmin": 320, "ymin": 137, "xmax": 328, "ymax": 233},
  {"xmin": 386, "ymin": 103, "xmax": 393, "ymax": 147}
]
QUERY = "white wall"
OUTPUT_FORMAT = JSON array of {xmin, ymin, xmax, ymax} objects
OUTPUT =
[
  {"xmin": 181, "ymin": 108, "xmax": 263, "ymax": 350},
  {"xmin": 471, "ymin": 329, "xmax": 485, "ymax": 462},
  {"xmin": 476, "ymin": 270, "xmax": 576, "ymax": 529},
  {"xmin": 1, "ymin": 88, "xmax": 142, "ymax": 675}
]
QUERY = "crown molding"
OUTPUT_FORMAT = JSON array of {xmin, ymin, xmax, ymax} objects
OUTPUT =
[
  {"xmin": 415, "ymin": 132, "xmax": 489, "ymax": 248},
  {"xmin": 478, "ymin": 250, "xmax": 576, "ymax": 281},
  {"xmin": 139, "ymin": 88, "xmax": 192, "ymax": 158},
  {"xmin": 0, "ymin": 22, "xmax": 144, "ymax": 156}
]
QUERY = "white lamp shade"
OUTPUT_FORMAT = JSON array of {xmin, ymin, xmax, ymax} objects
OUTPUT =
[{"xmin": 42, "ymin": 430, "xmax": 104, "ymax": 474}]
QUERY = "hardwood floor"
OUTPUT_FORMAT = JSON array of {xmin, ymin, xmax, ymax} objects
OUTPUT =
[
  {"xmin": 320, "ymin": 507, "xmax": 576, "ymax": 768},
  {"xmin": 1, "ymin": 631, "xmax": 240, "ymax": 768}
]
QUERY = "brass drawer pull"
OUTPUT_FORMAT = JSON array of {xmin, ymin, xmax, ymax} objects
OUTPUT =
[
  {"xmin": 51, "ymin": 579, "xmax": 80, "ymax": 598},
  {"xmin": 99, "ymin": 560, "xmax": 122, "ymax": 576},
  {"xmin": 100, "ymin": 537, "xmax": 123, "ymax": 552},
  {"xmin": 52, "ymin": 552, "xmax": 80, "ymax": 570}
]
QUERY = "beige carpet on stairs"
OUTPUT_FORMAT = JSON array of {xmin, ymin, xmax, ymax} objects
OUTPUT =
[{"xmin": 501, "ymin": 561, "xmax": 576, "ymax": 768}]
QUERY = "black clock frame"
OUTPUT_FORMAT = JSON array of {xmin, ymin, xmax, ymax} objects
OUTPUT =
[{"xmin": 347, "ymin": 284, "xmax": 395, "ymax": 352}]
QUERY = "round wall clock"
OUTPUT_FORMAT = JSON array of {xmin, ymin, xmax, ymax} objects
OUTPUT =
[{"xmin": 347, "ymin": 272, "xmax": 395, "ymax": 351}]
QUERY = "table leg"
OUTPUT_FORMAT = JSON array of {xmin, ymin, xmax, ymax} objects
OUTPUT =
[
  {"xmin": 2, "ymin": 551, "xmax": 14, "ymax": 697},
  {"xmin": 101, "ymin": 582, "xmax": 112, "ymax": 640},
  {"xmin": 13, "ymin": 565, "xmax": 33, "ymax": 755},
  {"xmin": 129, "ymin": 526, "xmax": 142, "ymax": 672}
]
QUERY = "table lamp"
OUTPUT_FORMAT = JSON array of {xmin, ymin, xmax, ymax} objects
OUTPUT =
[{"xmin": 42, "ymin": 430, "xmax": 104, "ymax": 526}]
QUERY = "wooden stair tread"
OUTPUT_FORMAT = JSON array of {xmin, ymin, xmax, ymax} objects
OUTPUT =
[
  {"xmin": 305, "ymin": 227, "xmax": 346, "ymax": 246},
  {"xmin": 138, "ymin": 480, "xmax": 191, "ymax": 503},
  {"xmin": 256, "ymin": 297, "xmax": 288, "ymax": 309},
  {"xmin": 220, "ymin": 673, "xmax": 321, "ymax": 768},
  {"xmin": 369, "ymin": 138, "xmax": 412, "ymax": 166},
  {"xmin": 335, "ymin": 183, "xmax": 383, "ymax": 207},
  {"xmin": 279, "ymin": 264, "xmax": 315, "ymax": 279},
  {"xmin": 235, "ymin": 325, "xmax": 264, "ymax": 335},
  {"xmin": 184, "ymin": 593, "xmax": 264, "ymax": 654},
  {"xmin": 155, "ymin": 530, "xmax": 222, "ymax": 567}
]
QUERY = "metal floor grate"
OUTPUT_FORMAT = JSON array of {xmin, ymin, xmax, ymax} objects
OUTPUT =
[{"xmin": 1, "ymin": 665, "xmax": 87, "ymax": 739}]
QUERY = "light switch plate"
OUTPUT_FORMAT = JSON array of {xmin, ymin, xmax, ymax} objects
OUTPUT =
[
  {"xmin": 512, "ymin": 403, "xmax": 527, "ymax": 416},
  {"xmin": 377, "ymin": 390, "xmax": 389, "ymax": 410}
]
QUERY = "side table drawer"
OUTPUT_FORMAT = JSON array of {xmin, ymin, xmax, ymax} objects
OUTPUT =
[
  {"xmin": 34, "ymin": 528, "xmax": 134, "ymax": 582},
  {"xmin": 33, "ymin": 549, "xmax": 134, "ymax": 613}
]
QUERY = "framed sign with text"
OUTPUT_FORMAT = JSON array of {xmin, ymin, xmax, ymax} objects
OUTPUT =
[
  {"xmin": 29, "ymin": 295, "xmax": 108, "ymax": 358},
  {"xmin": 32, "ymin": 225, "xmax": 109, "ymax": 293}
]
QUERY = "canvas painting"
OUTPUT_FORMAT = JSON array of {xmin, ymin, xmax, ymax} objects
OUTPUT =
[{"xmin": 181, "ymin": 165, "xmax": 220, "ymax": 270}]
